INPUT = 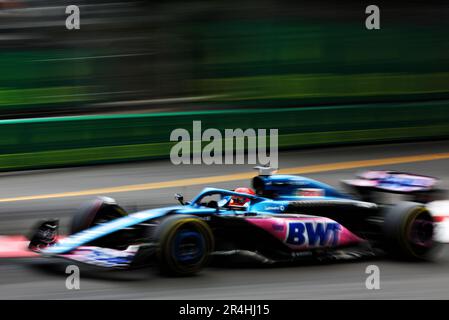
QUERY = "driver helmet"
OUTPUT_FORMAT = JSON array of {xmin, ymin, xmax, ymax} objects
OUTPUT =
[{"xmin": 229, "ymin": 187, "xmax": 256, "ymax": 207}]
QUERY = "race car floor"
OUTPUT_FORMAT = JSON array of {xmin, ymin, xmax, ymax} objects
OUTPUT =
[{"xmin": 1, "ymin": 140, "xmax": 449, "ymax": 299}]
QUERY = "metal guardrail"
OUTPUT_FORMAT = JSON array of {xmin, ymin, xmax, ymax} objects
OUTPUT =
[{"xmin": 0, "ymin": 100, "xmax": 448, "ymax": 171}]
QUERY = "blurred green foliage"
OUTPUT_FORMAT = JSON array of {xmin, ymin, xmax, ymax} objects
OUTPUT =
[
  {"xmin": 0, "ymin": 5, "xmax": 448, "ymax": 114},
  {"xmin": 195, "ymin": 21, "xmax": 449, "ymax": 105},
  {"xmin": 0, "ymin": 50, "xmax": 94, "ymax": 112}
]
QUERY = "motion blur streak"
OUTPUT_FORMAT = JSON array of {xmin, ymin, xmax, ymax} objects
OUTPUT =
[
  {"xmin": 0, "ymin": 2, "xmax": 448, "ymax": 118},
  {"xmin": 0, "ymin": 151, "xmax": 449, "ymax": 203}
]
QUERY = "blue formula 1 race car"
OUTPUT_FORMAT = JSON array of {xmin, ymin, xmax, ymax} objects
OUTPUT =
[{"xmin": 28, "ymin": 168, "xmax": 447, "ymax": 276}]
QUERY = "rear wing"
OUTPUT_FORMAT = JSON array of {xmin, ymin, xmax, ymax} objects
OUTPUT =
[{"xmin": 342, "ymin": 170, "xmax": 445, "ymax": 203}]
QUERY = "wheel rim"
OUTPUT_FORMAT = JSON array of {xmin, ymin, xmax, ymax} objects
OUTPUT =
[
  {"xmin": 172, "ymin": 229, "xmax": 205, "ymax": 265},
  {"xmin": 408, "ymin": 211, "xmax": 434, "ymax": 250}
]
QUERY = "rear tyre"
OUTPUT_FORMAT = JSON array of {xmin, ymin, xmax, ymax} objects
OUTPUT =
[
  {"xmin": 70, "ymin": 197, "xmax": 127, "ymax": 235},
  {"xmin": 383, "ymin": 201, "xmax": 435, "ymax": 260},
  {"xmin": 155, "ymin": 215, "xmax": 214, "ymax": 276}
]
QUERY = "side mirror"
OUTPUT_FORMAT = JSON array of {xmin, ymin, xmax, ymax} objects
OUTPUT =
[{"xmin": 174, "ymin": 193, "xmax": 185, "ymax": 205}]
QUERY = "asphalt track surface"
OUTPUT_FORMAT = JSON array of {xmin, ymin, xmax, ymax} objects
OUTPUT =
[{"xmin": 2, "ymin": 141, "xmax": 449, "ymax": 299}]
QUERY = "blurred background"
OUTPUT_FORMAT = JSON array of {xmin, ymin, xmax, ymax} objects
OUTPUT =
[
  {"xmin": 0, "ymin": 0, "xmax": 448, "ymax": 117},
  {"xmin": 0, "ymin": 1, "xmax": 448, "ymax": 171}
]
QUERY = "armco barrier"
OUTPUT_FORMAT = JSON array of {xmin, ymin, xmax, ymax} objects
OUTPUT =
[{"xmin": 0, "ymin": 101, "xmax": 449, "ymax": 171}]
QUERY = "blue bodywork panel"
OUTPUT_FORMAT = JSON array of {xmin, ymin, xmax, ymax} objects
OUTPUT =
[
  {"xmin": 254, "ymin": 174, "xmax": 353, "ymax": 200},
  {"xmin": 43, "ymin": 207, "xmax": 179, "ymax": 255}
]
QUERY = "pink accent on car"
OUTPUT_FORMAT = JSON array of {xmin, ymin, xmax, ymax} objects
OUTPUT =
[
  {"xmin": 246, "ymin": 216, "xmax": 364, "ymax": 250},
  {"xmin": 344, "ymin": 179, "xmax": 378, "ymax": 187},
  {"xmin": 0, "ymin": 236, "xmax": 38, "ymax": 258}
]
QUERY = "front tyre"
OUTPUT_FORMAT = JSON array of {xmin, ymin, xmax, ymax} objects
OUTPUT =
[
  {"xmin": 383, "ymin": 201, "xmax": 435, "ymax": 260},
  {"xmin": 70, "ymin": 197, "xmax": 127, "ymax": 235},
  {"xmin": 155, "ymin": 215, "xmax": 214, "ymax": 276}
]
